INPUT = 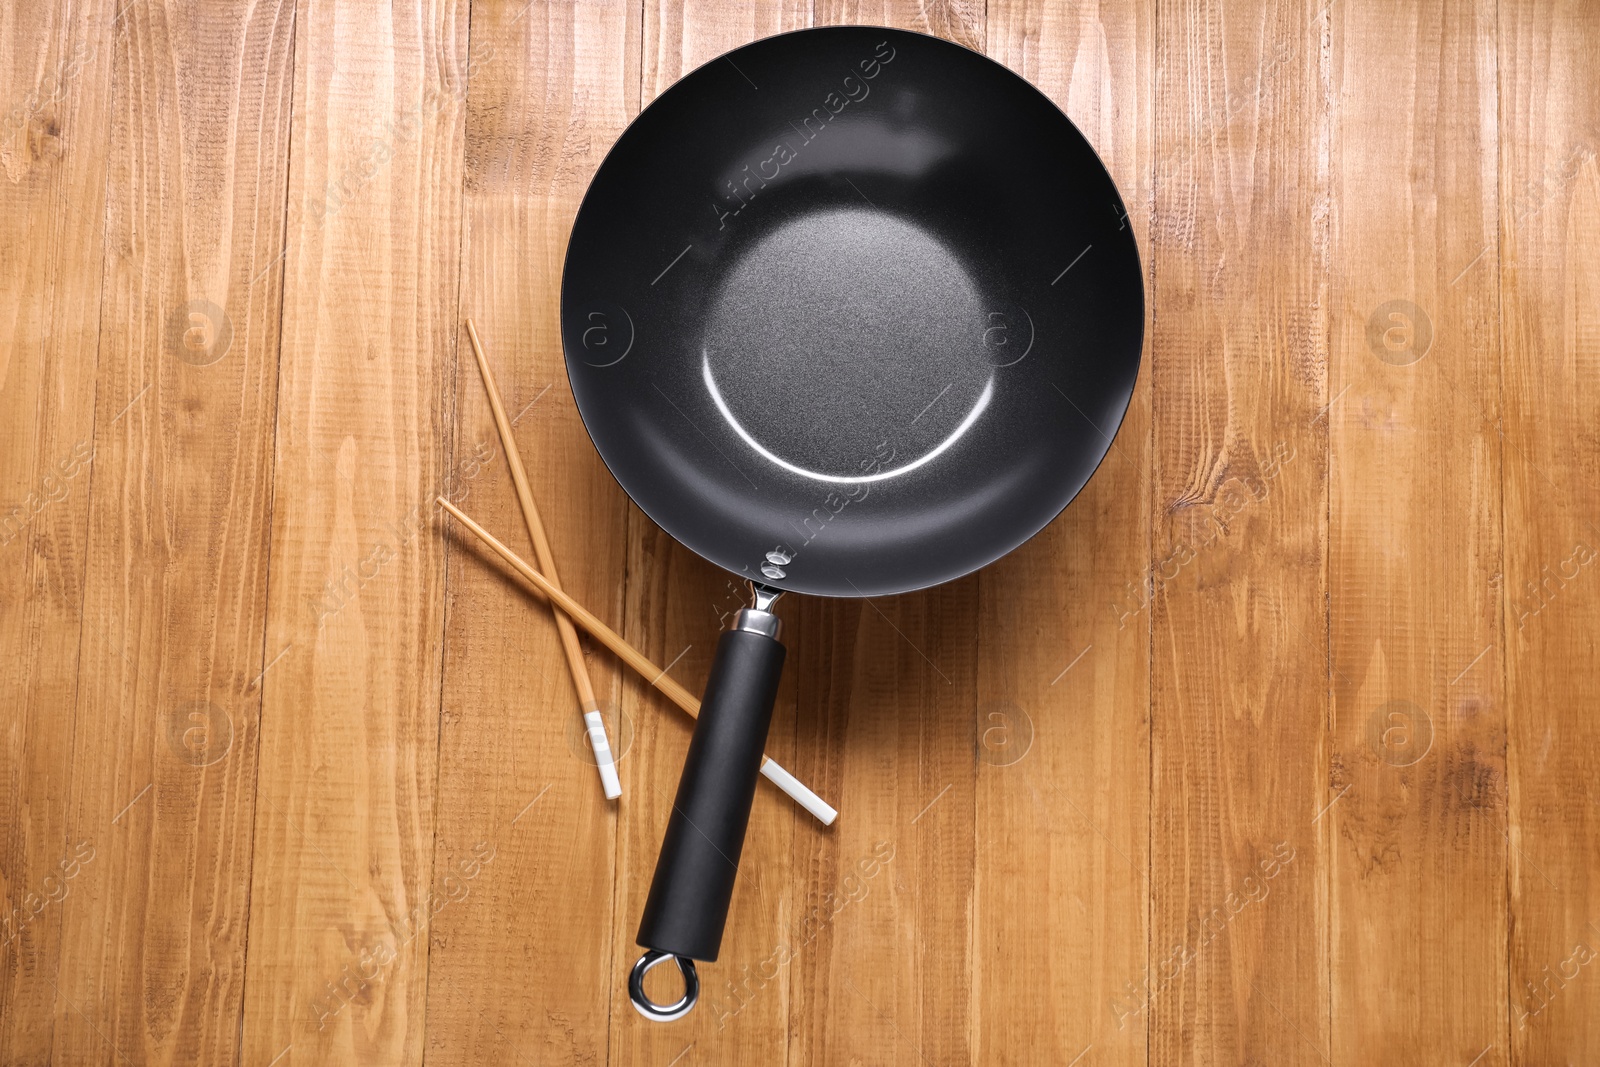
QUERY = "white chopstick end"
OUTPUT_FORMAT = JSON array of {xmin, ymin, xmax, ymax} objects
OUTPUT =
[
  {"xmin": 585, "ymin": 711, "xmax": 623, "ymax": 800},
  {"xmin": 761, "ymin": 759, "xmax": 837, "ymax": 826},
  {"xmin": 597, "ymin": 759, "xmax": 622, "ymax": 800}
]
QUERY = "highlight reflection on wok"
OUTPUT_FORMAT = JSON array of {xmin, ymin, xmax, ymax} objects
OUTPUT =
[{"xmin": 701, "ymin": 352, "xmax": 996, "ymax": 486}]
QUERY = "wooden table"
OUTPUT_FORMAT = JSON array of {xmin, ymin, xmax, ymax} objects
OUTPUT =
[{"xmin": 3, "ymin": 1, "xmax": 1597, "ymax": 1064}]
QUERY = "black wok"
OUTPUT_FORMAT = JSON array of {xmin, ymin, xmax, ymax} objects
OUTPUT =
[{"xmin": 560, "ymin": 25, "xmax": 1142, "ymax": 1020}]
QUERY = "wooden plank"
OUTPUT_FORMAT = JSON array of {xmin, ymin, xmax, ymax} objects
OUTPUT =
[
  {"xmin": 612, "ymin": 6, "xmax": 810, "ymax": 1065},
  {"xmin": 977, "ymin": 1, "xmax": 1153, "ymax": 1064},
  {"xmin": 41, "ymin": 1, "xmax": 296, "ymax": 1063},
  {"xmin": 777, "ymin": 9, "xmax": 982, "ymax": 1067},
  {"xmin": 645, "ymin": 0, "xmax": 806, "ymax": 90},
  {"xmin": 787, "ymin": 586, "xmax": 980, "ymax": 1067},
  {"xmin": 235, "ymin": 1, "xmax": 466, "ymax": 1064},
  {"xmin": 1499, "ymin": 1, "xmax": 1600, "ymax": 1061},
  {"xmin": 814, "ymin": 0, "xmax": 983, "ymax": 51},
  {"xmin": 420, "ymin": 1, "xmax": 639, "ymax": 1063},
  {"xmin": 0, "ymin": 2, "xmax": 114, "ymax": 1062},
  {"xmin": 1326, "ymin": 1, "xmax": 1508, "ymax": 1062},
  {"xmin": 1149, "ymin": 1, "xmax": 1330, "ymax": 1062}
]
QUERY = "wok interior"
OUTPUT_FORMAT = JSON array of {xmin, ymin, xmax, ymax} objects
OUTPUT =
[{"xmin": 702, "ymin": 207, "xmax": 992, "ymax": 483}]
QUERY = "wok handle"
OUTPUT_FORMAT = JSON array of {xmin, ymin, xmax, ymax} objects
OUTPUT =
[{"xmin": 632, "ymin": 605, "xmax": 785, "ymax": 1018}]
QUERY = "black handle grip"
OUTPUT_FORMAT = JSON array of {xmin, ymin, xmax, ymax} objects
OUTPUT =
[{"xmin": 637, "ymin": 626, "xmax": 786, "ymax": 962}]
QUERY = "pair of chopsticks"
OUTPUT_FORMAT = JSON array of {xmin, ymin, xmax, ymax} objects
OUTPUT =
[
  {"xmin": 465, "ymin": 321, "xmax": 621, "ymax": 796},
  {"xmin": 444, "ymin": 321, "xmax": 837, "ymax": 825}
]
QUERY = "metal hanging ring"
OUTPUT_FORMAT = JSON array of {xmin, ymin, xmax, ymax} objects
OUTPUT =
[{"xmin": 629, "ymin": 950, "xmax": 698, "ymax": 1022}]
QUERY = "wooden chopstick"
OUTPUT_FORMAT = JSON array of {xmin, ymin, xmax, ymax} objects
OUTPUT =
[
  {"xmin": 465, "ymin": 320, "xmax": 620, "ymax": 799},
  {"xmin": 436, "ymin": 496, "xmax": 838, "ymax": 825}
]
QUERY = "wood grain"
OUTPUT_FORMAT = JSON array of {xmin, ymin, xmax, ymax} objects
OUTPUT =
[
  {"xmin": 3, "ymin": 2, "xmax": 1600, "ymax": 1064},
  {"xmin": 1149, "ymin": 0, "xmax": 1331, "ymax": 1062},
  {"xmin": 236, "ymin": 2, "xmax": 466, "ymax": 1064},
  {"xmin": 817, "ymin": 0, "xmax": 984, "ymax": 51},
  {"xmin": 1327, "ymin": 0, "xmax": 1508, "ymax": 1062},
  {"xmin": 0, "ymin": 2, "xmax": 113, "ymax": 1062},
  {"xmin": 786, "ymin": 586, "xmax": 981, "ymax": 1067},
  {"xmin": 978, "ymin": 1, "xmax": 1153, "ymax": 1063},
  {"xmin": 645, "ymin": 0, "xmax": 806, "ymax": 91},
  {"xmin": 45, "ymin": 2, "xmax": 296, "ymax": 1063},
  {"xmin": 1500, "ymin": 0, "xmax": 1600, "ymax": 1061}
]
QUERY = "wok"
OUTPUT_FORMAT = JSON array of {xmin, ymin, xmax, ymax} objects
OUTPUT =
[{"xmin": 560, "ymin": 25, "xmax": 1143, "ymax": 1020}]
